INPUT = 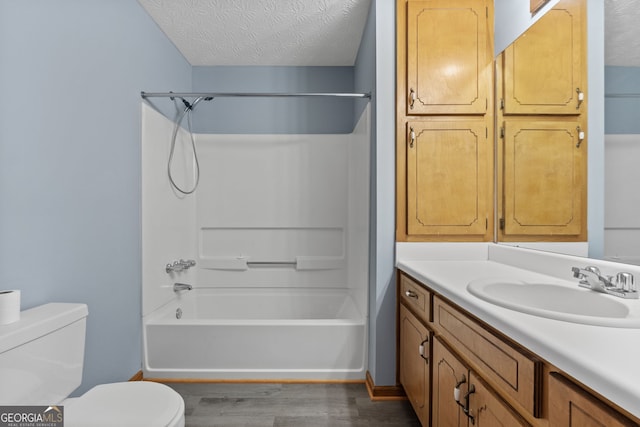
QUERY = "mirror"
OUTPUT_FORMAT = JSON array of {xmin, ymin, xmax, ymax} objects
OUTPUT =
[
  {"xmin": 602, "ymin": 0, "xmax": 640, "ymax": 266},
  {"xmin": 494, "ymin": 0, "xmax": 561, "ymax": 55},
  {"xmin": 495, "ymin": 0, "xmax": 640, "ymax": 267},
  {"xmin": 493, "ymin": 0, "xmax": 640, "ymax": 264}
]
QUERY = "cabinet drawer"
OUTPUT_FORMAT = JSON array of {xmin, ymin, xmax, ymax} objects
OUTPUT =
[
  {"xmin": 433, "ymin": 296, "xmax": 542, "ymax": 417},
  {"xmin": 400, "ymin": 274, "xmax": 431, "ymax": 323}
]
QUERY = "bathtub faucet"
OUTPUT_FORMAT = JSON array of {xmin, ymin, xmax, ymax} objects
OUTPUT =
[
  {"xmin": 166, "ymin": 259, "xmax": 196, "ymax": 274},
  {"xmin": 173, "ymin": 283, "xmax": 193, "ymax": 292}
]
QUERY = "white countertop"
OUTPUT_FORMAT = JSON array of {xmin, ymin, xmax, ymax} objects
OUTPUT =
[{"xmin": 396, "ymin": 243, "xmax": 640, "ymax": 419}]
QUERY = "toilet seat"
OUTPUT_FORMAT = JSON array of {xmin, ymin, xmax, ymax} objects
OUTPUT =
[{"xmin": 64, "ymin": 381, "xmax": 185, "ymax": 427}]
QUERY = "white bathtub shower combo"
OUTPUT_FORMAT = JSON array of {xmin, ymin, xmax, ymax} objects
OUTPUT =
[{"xmin": 141, "ymin": 100, "xmax": 370, "ymax": 380}]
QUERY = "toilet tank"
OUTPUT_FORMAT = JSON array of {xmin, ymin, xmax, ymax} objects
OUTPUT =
[{"xmin": 0, "ymin": 303, "xmax": 88, "ymax": 405}]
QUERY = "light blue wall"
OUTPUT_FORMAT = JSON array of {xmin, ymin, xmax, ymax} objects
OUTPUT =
[
  {"xmin": 0, "ymin": 0, "xmax": 191, "ymax": 395},
  {"xmin": 587, "ymin": 0, "xmax": 605, "ymax": 259},
  {"xmin": 605, "ymin": 66, "xmax": 640, "ymax": 134},
  {"xmin": 191, "ymin": 66, "xmax": 356, "ymax": 134},
  {"xmin": 355, "ymin": 0, "xmax": 380, "ymax": 384},
  {"xmin": 360, "ymin": 0, "xmax": 397, "ymax": 387}
]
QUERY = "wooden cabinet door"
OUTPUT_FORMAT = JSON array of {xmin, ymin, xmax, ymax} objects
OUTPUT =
[
  {"xmin": 399, "ymin": 304, "xmax": 430, "ymax": 426},
  {"xmin": 502, "ymin": 0, "xmax": 584, "ymax": 115},
  {"xmin": 468, "ymin": 373, "xmax": 530, "ymax": 427},
  {"xmin": 406, "ymin": 0, "xmax": 490, "ymax": 115},
  {"xmin": 432, "ymin": 337, "xmax": 468, "ymax": 427},
  {"xmin": 501, "ymin": 120, "xmax": 586, "ymax": 239},
  {"xmin": 406, "ymin": 121, "xmax": 491, "ymax": 238},
  {"xmin": 548, "ymin": 373, "xmax": 637, "ymax": 427}
]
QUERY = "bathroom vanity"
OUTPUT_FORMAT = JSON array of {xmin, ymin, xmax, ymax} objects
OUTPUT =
[{"xmin": 396, "ymin": 244, "xmax": 640, "ymax": 426}]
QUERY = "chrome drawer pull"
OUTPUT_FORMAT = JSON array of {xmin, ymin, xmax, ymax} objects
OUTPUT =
[{"xmin": 405, "ymin": 290, "xmax": 418, "ymax": 299}]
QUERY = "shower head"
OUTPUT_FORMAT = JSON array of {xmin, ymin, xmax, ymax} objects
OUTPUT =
[
  {"xmin": 181, "ymin": 98, "xmax": 192, "ymax": 110},
  {"xmin": 178, "ymin": 96, "xmax": 213, "ymax": 112},
  {"xmin": 188, "ymin": 96, "xmax": 213, "ymax": 111}
]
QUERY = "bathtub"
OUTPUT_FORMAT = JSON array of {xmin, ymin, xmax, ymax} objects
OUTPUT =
[{"xmin": 142, "ymin": 288, "xmax": 367, "ymax": 380}]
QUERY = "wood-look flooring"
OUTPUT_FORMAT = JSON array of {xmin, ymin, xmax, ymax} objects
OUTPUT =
[{"xmin": 166, "ymin": 382, "xmax": 421, "ymax": 427}]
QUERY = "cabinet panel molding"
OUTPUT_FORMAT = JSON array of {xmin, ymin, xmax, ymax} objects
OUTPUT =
[
  {"xmin": 503, "ymin": 0, "xmax": 584, "ymax": 115},
  {"xmin": 470, "ymin": 372, "xmax": 530, "ymax": 427},
  {"xmin": 501, "ymin": 120, "xmax": 586, "ymax": 238},
  {"xmin": 548, "ymin": 373, "xmax": 637, "ymax": 427},
  {"xmin": 432, "ymin": 337, "xmax": 468, "ymax": 427},
  {"xmin": 407, "ymin": 0, "xmax": 490, "ymax": 115},
  {"xmin": 406, "ymin": 121, "xmax": 492, "ymax": 238}
]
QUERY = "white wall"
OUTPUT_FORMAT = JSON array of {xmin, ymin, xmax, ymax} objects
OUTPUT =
[
  {"xmin": 348, "ymin": 106, "xmax": 371, "ymax": 315},
  {"xmin": 142, "ymin": 106, "xmax": 371, "ymax": 319},
  {"xmin": 194, "ymin": 132, "xmax": 349, "ymax": 287},
  {"xmin": 141, "ymin": 103, "xmax": 198, "ymax": 316},
  {"xmin": 604, "ymin": 135, "xmax": 640, "ymax": 264}
]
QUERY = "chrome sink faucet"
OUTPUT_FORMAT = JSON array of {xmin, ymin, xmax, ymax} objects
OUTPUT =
[
  {"xmin": 571, "ymin": 266, "xmax": 612, "ymax": 293},
  {"xmin": 571, "ymin": 266, "xmax": 638, "ymax": 299}
]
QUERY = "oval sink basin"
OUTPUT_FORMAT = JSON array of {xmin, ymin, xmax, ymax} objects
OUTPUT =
[{"xmin": 467, "ymin": 279, "xmax": 640, "ymax": 328}]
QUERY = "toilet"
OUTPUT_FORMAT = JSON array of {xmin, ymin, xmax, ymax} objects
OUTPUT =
[{"xmin": 0, "ymin": 303, "xmax": 184, "ymax": 427}]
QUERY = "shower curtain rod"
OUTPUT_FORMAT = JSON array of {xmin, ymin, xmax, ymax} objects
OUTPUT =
[
  {"xmin": 140, "ymin": 91, "xmax": 371, "ymax": 99},
  {"xmin": 605, "ymin": 93, "xmax": 640, "ymax": 98}
]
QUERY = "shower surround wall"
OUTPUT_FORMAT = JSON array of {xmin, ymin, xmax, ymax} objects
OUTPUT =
[
  {"xmin": 604, "ymin": 66, "xmax": 640, "ymax": 265},
  {"xmin": 141, "ymin": 102, "xmax": 370, "ymax": 379}
]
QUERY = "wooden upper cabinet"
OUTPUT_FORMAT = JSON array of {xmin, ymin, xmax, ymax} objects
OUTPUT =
[
  {"xmin": 501, "ymin": 120, "xmax": 586, "ymax": 238},
  {"xmin": 397, "ymin": 0, "xmax": 494, "ymax": 242},
  {"xmin": 502, "ymin": 0, "xmax": 584, "ymax": 115},
  {"xmin": 406, "ymin": 0, "xmax": 490, "ymax": 115},
  {"xmin": 406, "ymin": 121, "xmax": 491, "ymax": 238}
]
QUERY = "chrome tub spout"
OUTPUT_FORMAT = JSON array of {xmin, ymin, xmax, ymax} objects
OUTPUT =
[{"xmin": 173, "ymin": 283, "xmax": 193, "ymax": 292}]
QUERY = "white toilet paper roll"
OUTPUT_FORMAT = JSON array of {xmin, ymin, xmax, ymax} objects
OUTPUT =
[{"xmin": 0, "ymin": 290, "xmax": 20, "ymax": 325}]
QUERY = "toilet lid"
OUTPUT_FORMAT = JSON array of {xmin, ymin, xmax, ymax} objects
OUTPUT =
[{"xmin": 64, "ymin": 381, "xmax": 184, "ymax": 427}]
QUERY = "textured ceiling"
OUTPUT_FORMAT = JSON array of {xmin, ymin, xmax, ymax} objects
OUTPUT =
[
  {"xmin": 137, "ymin": 0, "xmax": 371, "ymax": 66},
  {"xmin": 139, "ymin": 0, "xmax": 635, "ymax": 68},
  {"xmin": 605, "ymin": 0, "xmax": 640, "ymax": 67}
]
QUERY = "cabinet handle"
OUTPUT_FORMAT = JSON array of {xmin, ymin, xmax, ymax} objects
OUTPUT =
[
  {"xmin": 463, "ymin": 384, "xmax": 476, "ymax": 424},
  {"xmin": 409, "ymin": 88, "xmax": 416, "ymax": 109},
  {"xmin": 454, "ymin": 374, "xmax": 467, "ymax": 402},
  {"xmin": 405, "ymin": 290, "xmax": 418, "ymax": 299},
  {"xmin": 576, "ymin": 126, "xmax": 585, "ymax": 148},
  {"xmin": 576, "ymin": 87, "xmax": 584, "ymax": 110},
  {"xmin": 419, "ymin": 338, "xmax": 429, "ymax": 362},
  {"xmin": 409, "ymin": 127, "xmax": 415, "ymax": 148},
  {"xmin": 454, "ymin": 375, "xmax": 476, "ymax": 425}
]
